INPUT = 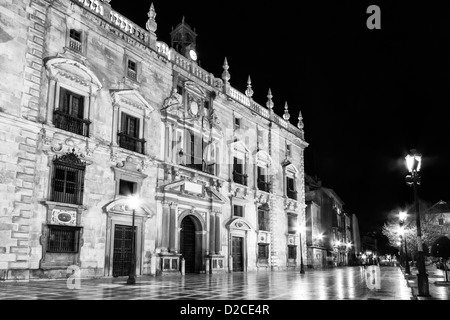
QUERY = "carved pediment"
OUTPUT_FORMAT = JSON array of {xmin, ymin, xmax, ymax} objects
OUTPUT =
[
  {"xmin": 255, "ymin": 150, "xmax": 272, "ymax": 167},
  {"xmin": 184, "ymin": 80, "xmax": 206, "ymax": 97},
  {"xmin": 45, "ymin": 57, "xmax": 102, "ymax": 92},
  {"xmin": 110, "ymin": 89, "xmax": 154, "ymax": 115},
  {"xmin": 229, "ymin": 139, "xmax": 250, "ymax": 155},
  {"xmin": 226, "ymin": 217, "xmax": 253, "ymax": 231},
  {"xmin": 104, "ymin": 198, "xmax": 155, "ymax": 218}
]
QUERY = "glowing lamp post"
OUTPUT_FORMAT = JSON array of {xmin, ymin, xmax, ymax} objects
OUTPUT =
[
  {"xmin": 126, "ymin": 195, "xmax": 140, "ymax": 285},
  {"xmin": 398, "ymin": 212, "xmax": 410, "ymax": 274},
  {"xmin": 405, "ymin": 149, "xmax": 429, "ymax": 296}
]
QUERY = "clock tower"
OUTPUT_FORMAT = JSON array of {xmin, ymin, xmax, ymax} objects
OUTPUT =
[{"xmin": 170, "ymin": 16, "xmax": 198, "ymax": 62}]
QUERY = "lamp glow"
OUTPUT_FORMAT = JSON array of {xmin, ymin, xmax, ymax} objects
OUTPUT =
[
  {"xmin": 127, "ymin": 195, "xmax": 140, "ymax": 211},
  {"xmin": 399, "ymin": 211, "xmax": 407, "ymax": 222}
]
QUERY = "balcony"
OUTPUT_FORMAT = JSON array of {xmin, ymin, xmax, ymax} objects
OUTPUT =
[
  {"xmin": 127, "ymin": 69, "xmax": 137, "ymax": 81},
  {"xmin": 69, "ymin": 38, "xmax": 82, "ymax": 53},
  {"xmin": 233, "ymin": 171, "xmax": 247, "ymax": 186},
  {"xmin": 287, "ymin": 189, "xmax": 297, "ymax": 200},
  {"xmin": 257, "ymin": 180, "xmax": 271, "ymax": 193},
  {"xmin": 118, "ymin": 132, "xmax": 146, "ymax": 154},
  {"xmin": 53, "ymin": 110, "xmax": 90, "ymax": 137}
]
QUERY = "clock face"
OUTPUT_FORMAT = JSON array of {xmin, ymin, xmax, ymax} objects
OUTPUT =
[
  {"xmin": 189, "ymin": 49, "xmax": 198, "ymax": 61},
  {"xmin": 190, "ymin": 101, "xmax": 199, "ymax": 115}
]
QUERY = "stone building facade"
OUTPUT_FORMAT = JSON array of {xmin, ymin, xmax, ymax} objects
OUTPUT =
[
  {"xmin": 305, "ymin": 175, "xmax": 357, "ymax": 268},
  {"xmin": 0, "ymin": 0, "xmax": 308, "ymax": 280}
]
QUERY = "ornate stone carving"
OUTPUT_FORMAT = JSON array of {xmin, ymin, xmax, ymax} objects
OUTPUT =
[
  {"xmin": 145, "ymin": 3, "xmax": 157, "ymax": 33},
  {"xmin": 162, "ymin": 89, "xmax": 183, "ymax": 114},
  {"xmin": 283, "ymin": 102, "xmax": 290, "ymax": 121},
  {"xmin": 245, "ymin": 75, "xmax": 253, "ymax": 98},
  {"xmin": 297, "ymin": 110, "xmax": 304, "ymax": 130},
  {"xmin": 266, "ymin": 89, "xmax": 274, "ymax": 110},
  {"xmin": 138, "ymin": 156, "xmax": 156, "ymax": 172},
  {"xmin": 221, "ymin": 58, "xmax": 230, "ymax": 83}
]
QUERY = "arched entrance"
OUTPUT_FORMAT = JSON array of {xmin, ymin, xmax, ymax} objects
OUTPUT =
[{"xmin": 180, "ymin": 216, "xmax": 196, "ymax": 273}]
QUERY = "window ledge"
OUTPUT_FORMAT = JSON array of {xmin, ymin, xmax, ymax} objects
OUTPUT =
[{"xmin": 42, "ymin": 200, "xmax": 86, "ymax": 210}]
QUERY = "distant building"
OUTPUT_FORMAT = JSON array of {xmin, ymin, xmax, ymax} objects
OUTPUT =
[
  {"xmin": 352, "ymin": 214, "xmax": 361, "ymax": 256},
  {"xmin": 0, "ymin": 0, "xmax": 308, "ymax": 280},
  {"xmin": 426, "ymin": 200, "xmax": 450, "ymax": 238},
  {"xmin": 305, "ymin": 175, "xmax": 358, "ymax": 268}
]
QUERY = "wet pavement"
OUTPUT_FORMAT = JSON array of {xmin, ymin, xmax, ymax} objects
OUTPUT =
[{"xmin": 0, "ymin": 266, "xmax": 439, "ymax": 301}]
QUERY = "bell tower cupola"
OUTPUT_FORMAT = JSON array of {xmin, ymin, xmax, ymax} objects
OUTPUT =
[{"xmin": 170, "ymin": 16, "xmax": 198, "ymax": 62}]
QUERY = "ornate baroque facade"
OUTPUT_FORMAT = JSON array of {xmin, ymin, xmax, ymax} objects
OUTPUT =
[{"xmin": 0, "ymin": 0, "xmax": 308, "ymax": 280}]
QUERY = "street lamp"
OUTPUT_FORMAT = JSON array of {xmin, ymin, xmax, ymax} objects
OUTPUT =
[
  {"xmin": 297, "ymin": 224, "xmax": 305, "ymax": 274},
  {"xmin": 398, "ymin": 212, "xmax": 410, "ymax": 274},
  {"xmin": 127, "ymin": 195, "xmax": 140, "ymax": 285},
  {"xmin": 405, "ymin": 149, "xmax": 429, "ymax": 296}
]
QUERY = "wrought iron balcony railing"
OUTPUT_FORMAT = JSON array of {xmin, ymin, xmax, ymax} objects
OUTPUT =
[
  {"xmin": 257, "ymin": 180, "xmax": 271, "ymax": 193},
  {"xmin": 287, "ymin": 189, "xmax": 297, "ymax": 200},
  {"xmin": 53, "ymin": 110, "xmax": 90, "ymax": 137},
  {"xmin": 118, "ymin": 132, "xmax": 146, "ymax": 154},
  {"xmin": 233, "ymin": 171, "xmax": 247, "ymax": 186}
]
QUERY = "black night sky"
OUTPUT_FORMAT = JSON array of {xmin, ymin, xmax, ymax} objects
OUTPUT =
[{"xmin": 111, "ymin": 1, "xmax": 450, "ymax": 234}]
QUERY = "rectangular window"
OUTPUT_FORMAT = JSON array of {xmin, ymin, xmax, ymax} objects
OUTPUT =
[
  {"xmin": 286, "ymin": 176, "xmax": 297, "ymax": 200},
  {"xmin": 286, "ymin": 144, "xmax": 291, "ymax": 157},
  {"xmin": 119, "ymin": 179, "xmax": 136, "ymax": 196},
  {"xmin": 234, "ymin": 117, "xmax": 241, "ymax": 129},
  {"xmin": 288, "ymin": 214, "xmax": 297, "ymax": 234},
  {"xmin": 54, "ymin": 88, "xmax": 89, "ymax": 137},
  {"xmin": 257, "ymin": 166, "xmax": 270, "ymax": 192},
  {"xmin": 439, "ymin": 218, "xmax": 444, "ymax": 226},
  {"xmin": 47, "ymin": 225, "xmax": 80, "ymax": 253},
  {"xmin": 233, "ymin": 205, "xmax": 244, "ymax": 217},
  {"xmin": 233, "ymin": 157, "xmax": 247, "ymax": 185},
  {"xmin": 258, "ymin": 244, "xmax": 269, "ymax": 261},
  {"xmin": 51, "ymin": 164, "xmax": 84, "ymax": 205},
  {"xmin": 69, "ymin": 29, "xmax": 82, "ymax": 52},
  {"xmin": 185, "ymin": 132, "xmax": 204, "ymax": 171},
  {"xmin": 127, "ymin": 59, "xmax": 137, "ymax": 80},
  {"xmin": 258, "ymin": 208, "xmax": 270, "ymax": 231},
  {"xmin": 118, "ymin": 113, "xmax": 145, "ymax": 154},
  {"xmin": 288, "ymin": 245, "xmax": 297, "ymax": 259}
]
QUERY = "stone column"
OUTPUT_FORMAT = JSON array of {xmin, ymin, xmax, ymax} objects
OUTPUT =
[
  {"xmin": 215, "ymin": 211, "xmax": 222, "ymax": 255},
  {"xmin": 111, "ymin": 105, "xmax": 119, "ymax": 146},
  {"xmin": 46, "ymin": 78, "xmax": 56, "ymax": 124},
  {"xmin": 161, "ymin": 202, "xmax": 170, "ymax": 252},
  {"xmin": 165, "ymin": 123, "xmax": 171, "ymax": 162},
  {"xmin": 169, "ymin": 203, "xmax": 178, "ymax": 253},
  {"xmin": 171, "ymin": 125, "xmax": 178, "ymax": 163},
  {"xmin": 209, "ymin": 213, "xmax": 216, "ymax": 255}
]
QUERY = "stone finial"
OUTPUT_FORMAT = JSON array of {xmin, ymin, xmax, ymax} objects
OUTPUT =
[
  {"xmin": 283, "ymin": 101, "xmax": 290, "ymax": 121},
  {"xmin": 245, "ymin": 75, "xmax": 253, "ymax": 98},
  {"xmin": 222, "ymin": 57, "xmax": 230, "ymax": 83},
  {"xmin": 297, "ymin": 110, "xmax": 304, "ymax": 129},
  {"xmin": 266, "ymin": 89, "xmax": 274, "ymax": 110},
  {"xmin": 146, "ymin": 2, "xmax": 157, "ymax": 32}
]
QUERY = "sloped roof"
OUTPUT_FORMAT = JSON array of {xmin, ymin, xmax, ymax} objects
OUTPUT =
[{"xmin": 427, "ymin": 200, "xmax": 450, "ymax": 214}]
